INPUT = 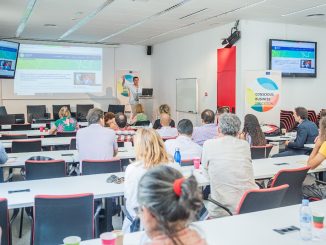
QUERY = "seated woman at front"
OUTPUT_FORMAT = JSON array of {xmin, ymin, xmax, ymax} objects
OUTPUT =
[
  {"xmin": 49, "ymin": 106, "xmax": 78, "ymax": 135},
  {"xmin": 137, "ymin": 165, "xmax": 206, "ymax": 245},
  {"xmin": 104, "ymin": 112, "xmax": 118, "ymax": 130},
  {"xmin": 130, "ymin": 103, "xmax": 148, "ymax": 125},
  {"xmin": 240, "ymin": 114, "xmax": 266, "ymax": 146},
  {"xmin": 123, "ymin": 128, "xmax": 172, "ymax": 233}
]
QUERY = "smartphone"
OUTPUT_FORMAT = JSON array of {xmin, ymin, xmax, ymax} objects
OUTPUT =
[
  {"xmin": 274, "ymin": 162, "xmax": 289, "ymax": 166},
  {"xmin": 107, "ymin": 175, "xmax": 118, "ymax": 183},
  {"xmin": 273, "ymin": 226, "xmax": 299, "ymax": 235}
]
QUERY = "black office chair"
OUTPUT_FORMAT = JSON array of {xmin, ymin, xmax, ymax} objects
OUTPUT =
[
  {"xmin": 11, "ymin": 124, "xmax": 32, "ymax": 131},
  {"xmin": 0, "ymin": 198, "xmax": 10, "ymax": 245},
  {"xmin": 56, "ymin": 131, "xmax": 76, "ymax": 137},
  {"xmin": 32, "ymin": 194, "xmax": 97, "ymax": 245},
  {"xmin": 11, "ymin": 140, "xmax": 42, "ymax": 153},
  {"xmin": 82, "ymin": 159, "xmax": 122, "ymax": 175},
  {"xmin": 251, "ymin": 144, "xmax": 273, "ymax": 159},
  {"xmin": 69, "ymin": 137, "xmax": 76, "ymax": 150},
  {"xmin": 269, "ymin": 166, "xmax": 310, "ymax": 206},
  {"xmin": 134, "ymin": 120, "xmax": 150, "ymax": 126},
  {"xmin": 27, "ymin": 105, "xmax": 50, "ymax": 123},
  {"xmin": 25, "ymin": 159, "xmax": 66, "ymax": 180},
  {"xmin": 52, "ymin": 105, "xmax": 71, "ymax": 120},
  {"xmin": 0, "ymin": 134, "xmax": 28, "ymax": 140},
  {"xmin": 76, "ymin": 104, "xmax": 94, "ymax": 122},
  {"xmin": 108, "ymin": 105, "xmax": 125, "ymax": 114}
]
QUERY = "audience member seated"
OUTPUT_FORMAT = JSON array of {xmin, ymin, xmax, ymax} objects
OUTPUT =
[
  {"xmin": 192, "ymin": 109, "xmax": 217, "ymax": 146},
  {"xmin": 156, "ymin": 114, "xmax": 178, "ymax": 138},
  {"xmin": 153, "ymin": 104, "xmax": 175, "ymax": 129},
  {"xmin": 165, "ymin": 119, "xmax": 202, "ymax": 159},
  {"xmin": 0, "ymin": 142, "xmax": 8, "ymax": 183},
  {"xmin": 104, "ymin": 112, "xmax": 118, "ymax": 130},
  {"xmin": 115, "ymin": 112, "xmax": 129, "ymax": 130},
  {"xmin": 273, "ymin": 107, "xmax": 318, "ymax": 157},
  {"xmin": 216, "ymin": 106, "xmax": 229, "ymax": 124},
  {"xmin": 240, "ymin": 114, "xmax": 266, "ymax": 146},
  {"xmin": 130, "ymin": 103, "xmax": 148, "ymax": 125},
  {"xmin": 303, "ymin": 116, "xmax": 326, "ymax": 200},
  {"xmin": 137, "ymin": 166, "xmax": 206, "ymax": 245},
  {"xmin": 123, "ymin": 128, "xmax": 171, "ymax": 233},
  {"xmin": 49, "ymin": 106, "xmax": 78, "ymax": 135},
  {"xmin": 201, "ymin": 113, "xmax": 258, "ymax": 217},
  {"xmin": 76, "ymin": 108, "xmax": 117, "ymax": 162}
]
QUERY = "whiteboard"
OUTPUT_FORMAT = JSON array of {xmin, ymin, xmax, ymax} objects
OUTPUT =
[{"xmin": 176, "ymin": 78, "xmax": 198, "ymax": 113}]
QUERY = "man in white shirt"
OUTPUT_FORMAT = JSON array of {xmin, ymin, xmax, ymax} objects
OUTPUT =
[
  {"xmin": 202, "ymin": 113, "xmax": 258, "ymax": 218},
  {"xmin": 156, "ymin": 113, "xmax": 178, "ymax": 139},
  {"xmin": 76, "ymin": 108, "xmax": 118, "ymax": 162},
  {"xmin": 123, "ymin": 76, "xmax": 142, "ymax": 114},
  {"xmin": 165, "ymin": 119, "xmax": 202, "ymax": 160}
]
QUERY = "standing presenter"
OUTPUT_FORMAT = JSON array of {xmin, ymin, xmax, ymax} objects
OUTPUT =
[{"xmin": 122, "ymin": 76, "xmax": 142, "ymax": 115}]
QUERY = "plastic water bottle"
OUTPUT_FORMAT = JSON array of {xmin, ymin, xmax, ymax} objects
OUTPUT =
[
  {"xmin": 300, "ymin": 199, "xmax": 312, "ymax": 241},
  {"xmin": 174, "ymin": 148, "xmax": 181, "ymax": 165}
]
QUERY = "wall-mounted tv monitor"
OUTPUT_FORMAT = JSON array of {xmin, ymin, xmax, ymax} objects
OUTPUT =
[
  {"xmin": 269, "ymin": 39, "xmax": 317, "ymax": 78},
  {"xmin": 0, "ymin": 40, "xmax": 20, "ymax": 79}
]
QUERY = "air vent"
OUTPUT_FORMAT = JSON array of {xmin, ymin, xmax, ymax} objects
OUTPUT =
[{"xmin": 156, "ymin": 0, "xmax": 192, "ymax": 17}]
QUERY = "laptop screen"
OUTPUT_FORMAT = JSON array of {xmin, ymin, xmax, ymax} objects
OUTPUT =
[{"xmin": 142, "ymin": 88, "xmax": 153, "ymax": 96}]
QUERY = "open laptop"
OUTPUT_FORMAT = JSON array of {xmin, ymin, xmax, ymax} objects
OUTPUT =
[{"xmin": 141, "ymin": 88, "xmax": 153, "ymax": 97}]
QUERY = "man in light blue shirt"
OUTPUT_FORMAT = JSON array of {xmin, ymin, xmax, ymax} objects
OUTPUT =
[
  {"xmin": 192, "ymin": 109, "xmax": 218, "ymax": 146},
  {"xmin": 123, "ymin": 76, "xmax": 142, "ymax": 114},
  {"xmin": 0, "ymin": 142, "xmax": 8, "ymax": 182}
]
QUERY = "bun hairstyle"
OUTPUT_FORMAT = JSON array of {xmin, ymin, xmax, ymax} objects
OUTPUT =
[
  {"xmin": 137, "ymin": 165, "xmax": 202, "ymax": 243},
  {"xmin": 159, "ymin": 104, "xmax": 171, "ymax": 116},
  {"xmin": 58, "ymin": 106, "xmax": 71, "ymax": 118}
]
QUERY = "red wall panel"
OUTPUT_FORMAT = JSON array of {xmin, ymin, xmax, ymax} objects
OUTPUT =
[{"xmin": 217, "ymin": 46, "xmax": 236, "ymax": 112}]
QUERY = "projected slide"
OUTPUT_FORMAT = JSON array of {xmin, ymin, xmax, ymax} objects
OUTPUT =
[
  {"xmin": 14, "ymin": 44, "xmax": 103, "ymax": 95},
  {"xmin": 271, "ymin": 40, "xmax": 316, "ymax": 75}
]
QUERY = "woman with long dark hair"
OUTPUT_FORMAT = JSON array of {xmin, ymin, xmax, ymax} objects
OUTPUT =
[{"xmin": 240, "ymin": 114, "xmax": 266, "ymax": 146}]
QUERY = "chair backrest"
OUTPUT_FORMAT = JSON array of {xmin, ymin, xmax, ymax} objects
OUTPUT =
[
  {"xmin": 56, "ymin": 131, "xmax": 76, "ymax": 137},
  {"xmin": 11, "ymin": 124, "xmax": 32, "ymax": 131},
  {"xmin": 82, "ymin": 159, "xmax": 122, "ymax": 175},
  {"xmin": 52, "ymin": 105, "xmax": 71, "ymax": 120},
  {"xmin": 76, "ymin": 104, "xmax": 94, "ymax": 122},
  {"xmin": 0, "ymin": 106, "xmax": 8, "ymax": 116},
  {"xmin": 0, "ymin": 198, "xmax": 9, "ymax": 245},
  {"xmin": 134, "ymin": 120, "xmax": 150, "ymax": 126},
  {"xmin": 236, "ymin": 184, "xmax": 289, "ymax": 214},
  {"xmin": 12, "ymin": 140, "xmax": 42, "ymax": 153},
  {"xmin": 108, "ymin": 104, "xmax": 125, "ymax": 114},
  {"xmin": 33, "ymin": 194, "xmax": 94, "ymax": 245},
  {"xmin": 180, "ymin": 159, "xmax": 194, "ymax": 167},
  {"xmin": 25, "ymin": 160, "xmax": 66, "ymax": 180},
  {"xmin": 27, "ymin": 105, "xmax": 46, "ymax": 123},
  {"xmin": 250, "ymin": 144, "xmax": 273, "ymax": 159},
  {"xmin": 270, "ymin": 166, "xmax": 310, "ymax": 206},
  {"xmin": 0, "ymin": 134, "xmax": 28, "ymax": 140},
  {"xmin": 69, "ymin": 137, "xmax": 76, "ymax": 150}
]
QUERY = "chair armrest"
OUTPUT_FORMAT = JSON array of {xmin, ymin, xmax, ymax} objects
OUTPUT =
[{"xmin": 207, "ymin": 197, "xmax": 233, "ymax": 216}]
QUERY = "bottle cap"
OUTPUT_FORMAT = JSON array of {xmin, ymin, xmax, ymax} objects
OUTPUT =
[
  {"xmin": 302, "ymin": 199, "xmax": 309, "ymax": 206},
  {"xmin": 175, "ymin": 147, "xmax": 180, "ymax": 151}
]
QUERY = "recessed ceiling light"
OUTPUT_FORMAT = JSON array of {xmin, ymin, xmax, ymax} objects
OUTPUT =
[
  {"xmin": 44, "ymin": 24, "xmax": 57, "ymax": 27},
  {"xmin": 306, "ymin": 13, "xmax": 325, "ymax": 17}
]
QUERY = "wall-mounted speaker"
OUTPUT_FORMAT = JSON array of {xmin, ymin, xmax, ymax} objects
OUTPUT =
[{"xmin": 147, "ymin": 46, "xmax": 152, "ymax": 55}]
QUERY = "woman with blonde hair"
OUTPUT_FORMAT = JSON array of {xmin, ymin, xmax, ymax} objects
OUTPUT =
[
  {"xmin": 49, "ymin": 106, "xmax": 78, "ymax": 134},
  {"xmin": 123, "ymin": 128, "xmax": 172, "ymax": 233},
  {"xmin": 130, "ymin": 103, "xmax": 148, "ymax": 124},
  {"xmin": 153, "ymin": 104, "xmax": 175, "ymax": 129}
]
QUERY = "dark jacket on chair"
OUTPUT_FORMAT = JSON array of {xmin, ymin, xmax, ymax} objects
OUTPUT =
[{"xmin": 288, "ymin": 119, "xmax": 318, "ymax": 150}]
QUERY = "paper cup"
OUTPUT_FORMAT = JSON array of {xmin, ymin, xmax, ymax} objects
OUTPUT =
[
  {"xmin": 39, "ymin": 126, "xmax": 44, "ymax": 132},
  {"xmin": 63, "ymin": 236, "xmax": 81, "ymax": 245},
  {"xmin": 112, "ymin": 230, "xmax": 123, "ymax": 245},
  {"xmin": 193, "ymin": 158, "xmax": 201, "ymax": 169},
  {"xmin": 313, "ymin": 212, "xmax": 325, "ymax": 229},
  {"xmin": 100, "ymin": 232, "xmax": 117, "ymax": 245}
]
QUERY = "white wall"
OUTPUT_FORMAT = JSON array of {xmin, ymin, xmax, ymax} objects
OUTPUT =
[
  {"xmin": 0, "ymin": 44, "xmax": 151, "ymax": 115},
  {"xmin": 239, "ymin": 20, "xmax": 326, "ymax": 113},
  {"xmin": 151, "ymin": 23, "xmax": 235, "ymax": 125}
]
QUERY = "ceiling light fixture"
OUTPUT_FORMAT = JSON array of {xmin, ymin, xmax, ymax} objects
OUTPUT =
[
  {"xmin": 282, "ymin": 3, "xmax": 326, "ymax": 17},
  {"xmin": 15, "ymin": 0, "xmax": 38, "ymax": 37},
  {"xmin": 58, "ymin": 0, "xmax": 115, "ymax": 40},
  {"xmin": 98, "ymin": 0, "xmax": 192, "ymax": 42},
  {"xmin": 306, "ymin": 13, "xmax": 325, "ymax": 18},
  {"xmin": 179, "ymin": 8, "xmax": 208, "ymax": 20}
]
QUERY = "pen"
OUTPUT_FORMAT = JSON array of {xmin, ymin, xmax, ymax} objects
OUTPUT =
[{"xmin": 8, "ymin": 189, "xmax": 30, "ymax": 194}]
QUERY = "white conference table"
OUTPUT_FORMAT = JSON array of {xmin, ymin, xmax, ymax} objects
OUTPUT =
[
  {"xmin": 1, "ymin": 122, "xmax": 88, "ymax": 130},
  {"xmin": 1, "ymin": 148, "xmax": 136, "ymax": 168},
  {"xmin": 0, "ymin": 136, "xmax": 73, "ymax": 148},
  {"xmin": 92, "ymin": 199, "xmax": 323, "ymax": 245},
  {"xmin": 304, "ymin": 144, "xmax": 315, "ymax": 149},
  {"xmin": 0, "ymin": 130, "xmax": 50, "ymax": 137}
]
